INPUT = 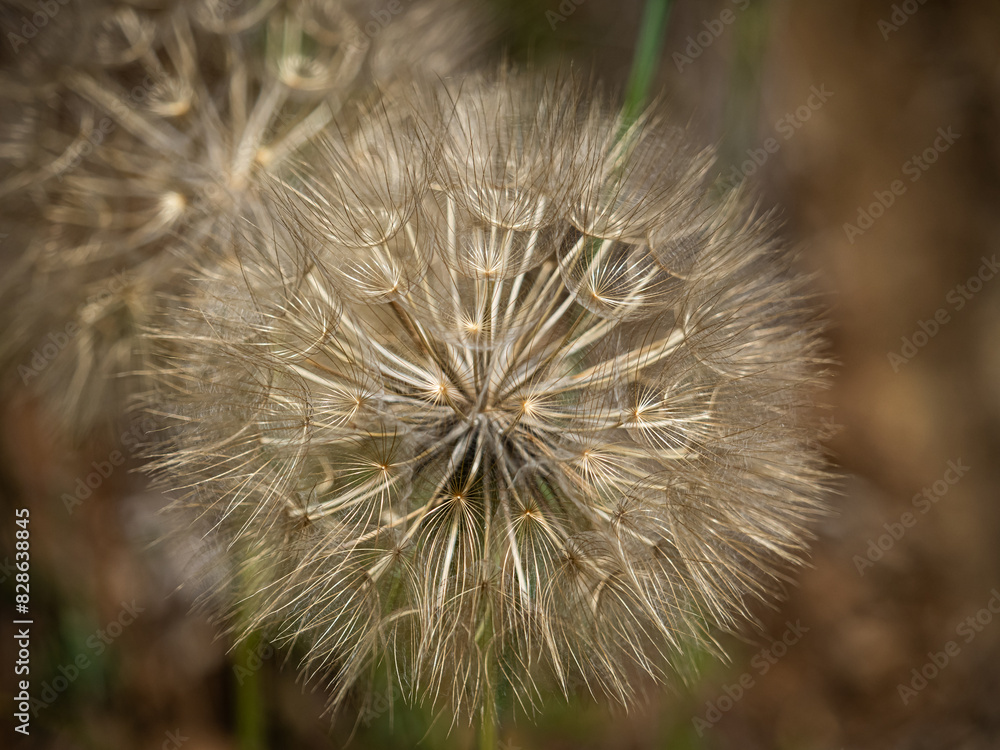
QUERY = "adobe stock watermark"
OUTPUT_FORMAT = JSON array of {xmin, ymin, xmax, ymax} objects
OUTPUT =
[
  {"xmin": 203, "ymin": 0, "xmax": 245, "ymax": 18},
  {"xmin": 25, "ymin": 600, "xmax": 144, "ymax": 717},
  {"xmin": 854, "ymin": 458, "xmax": 969, "ymax": 576},
  {"xmin": 806, "ymin": 411, "xmax": 843, "ymax": 454},
  {"xmin": 18, "ymin": 269, "xmax": 134, "ymax": 385},
  {"xmin": 692, "ymin": 619, "xmax": 809, "ymax": 736},
  {"xmin": 897, "ymin": 588, "xmax": 1000, "ymax": 705},
  {"xmin": 673, "ymin": 0, "xmax": 751, "ymax": 72},
  {"xmin": 878, "ymin": 0, "xmax": 929, "ymax": 40},
  {"xmin": 5, "ymin": 0, "xmax": 72, "ymax": 54},
  {"xmin": 159, "ymin": 729, "xmax": 189, "ymax": 750},
  {"xmin": 61, "ymin": 415, "xmax": 155, "ymax": 514},
  {"xmin": 887, "ymin": 255, "xmax": 1000, "ymax": 371},
  {"xmin": 361, "ymin": 0, "xmax": 421, "ymax": 40},
  {"xmin": 232, "ymin": 637, "xmax": 276, "ymax": 686},
  {"xmin": 55, "ymin": 73, "xmax": 160, "ymax": 180},
  {"xmin": 359, "ymin": 684, "xmax": 398, "ymax": 727},
  {"xmin": 16, "ymin": 320, "xmax": 79, "ymax": 384},
  {"xmin": 719, "ymin": 85, "xmax": 834, "ymax": 191},
  {"xmin": 546, "ymin": 0, "xmax": 586, "ymax": 30},
  {"xmin": 843, "ymin": 126, "xmax": 960, "ymax": 244},
  {"xmin": 801, "ymin": 394, "xmax": 842, "ymax": 450},
  {"xmin": 0, "ymin": 555, "xmax": 16, "ymax": 584}
]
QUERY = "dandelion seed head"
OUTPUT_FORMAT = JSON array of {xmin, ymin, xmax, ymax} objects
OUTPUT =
[
  {"xmin": 0, "ymin": 0, "xmax": 488, "ymax": 437},
  {"xmin": 146, "ymin": 72, "xmax": 831, "ymax": 721}
]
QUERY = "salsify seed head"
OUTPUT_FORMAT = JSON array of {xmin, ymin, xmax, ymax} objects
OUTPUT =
[
  {"xmin": 146, "ymin": 72, "xmax": 830, "ymax": 721},
  {"xmin": 0, "ymin": 0, "xmax": 488, "ymax": 437}
]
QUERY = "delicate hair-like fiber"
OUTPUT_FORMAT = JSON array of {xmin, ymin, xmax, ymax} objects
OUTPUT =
[
  {"xmin": 0, "ymin": 0, "xmax": 489, "ymax": 438},
  {"xmin": 142, "ymin": 71, "xmax": 831, "ymax": 723}
]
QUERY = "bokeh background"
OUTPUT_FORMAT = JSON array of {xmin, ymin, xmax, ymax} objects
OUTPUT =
[{"xmin": 3, "ymin": 0, "xmax": 1000, "ymax": 748}]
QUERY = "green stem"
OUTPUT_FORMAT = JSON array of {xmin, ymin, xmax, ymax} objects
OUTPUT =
[
  {"xmin": 478, "ymin": 600, "xmax": 499, "ymax": 750},
  {"xmin": 235, "ymin": 629, "xmax": 265, "ymax": 750},
  {"xmin": 621, "ymin": 0, "xmax": 674, "ymax": 128},
  {"xmin": 478, "ymin": 701, "xmax": 497, "ymax": 750},
  {"xmin": 720, "ymin": 0, "xmax": 769, "ymax": 169}
]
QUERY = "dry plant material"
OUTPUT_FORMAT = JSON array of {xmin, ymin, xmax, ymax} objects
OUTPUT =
[{"xmin": 145, "ymin": 73, "xmax": 830, "ymax": 723}]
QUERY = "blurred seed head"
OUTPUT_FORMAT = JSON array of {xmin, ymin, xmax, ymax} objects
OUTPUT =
[
  {"xmin": 145, "ymin": 72, "xmax": 831, "ymax": 721},
  {"xmin": 0, "ymin": 0, "xmax": 490, "ymax": 438}
]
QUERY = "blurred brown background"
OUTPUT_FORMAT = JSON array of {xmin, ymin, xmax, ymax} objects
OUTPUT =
[{"xmin": 3, "ymin": 0, "xmax": 1000, "ymax": 748}]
